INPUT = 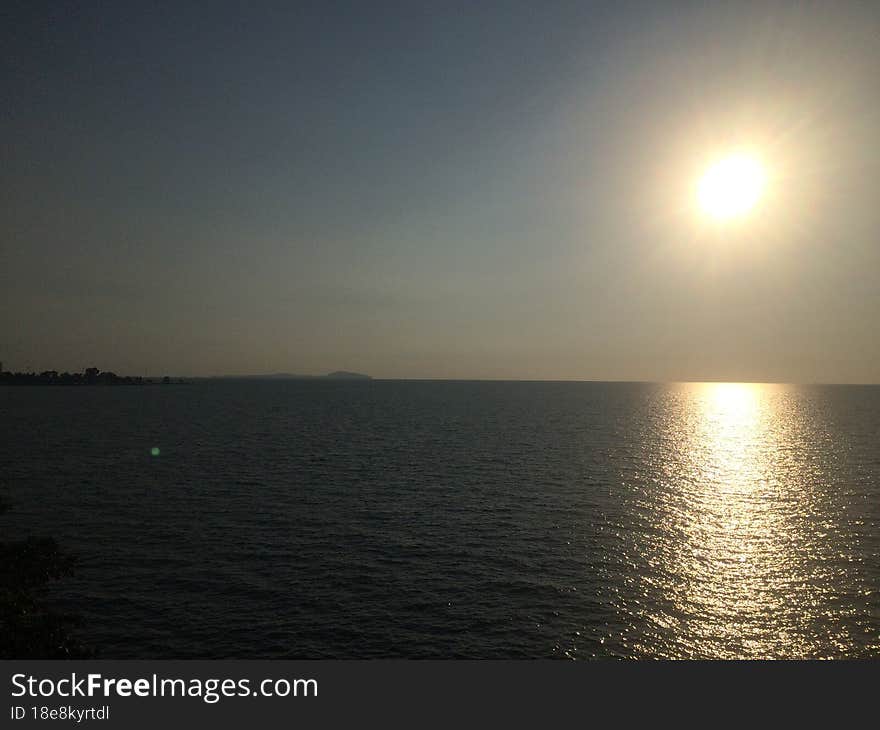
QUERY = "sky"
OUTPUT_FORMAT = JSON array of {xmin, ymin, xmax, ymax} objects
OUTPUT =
[{"xmin": 2, "ymin": 1, "xmax": 879, "ymax": 382}]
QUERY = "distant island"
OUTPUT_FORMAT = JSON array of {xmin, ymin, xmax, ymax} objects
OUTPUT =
[
  {"xmin": 208, "ymin": 371, "xmax": 373, "ymax": 381},
  {"xmin": 0, "ymin": 367, "xmax": 183, "ymax": 386}
]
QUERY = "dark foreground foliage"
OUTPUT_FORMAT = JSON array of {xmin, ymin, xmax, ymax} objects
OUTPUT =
[{"xmin": 0, "ymin": 497, "xmax": 93, "ymax": 658}]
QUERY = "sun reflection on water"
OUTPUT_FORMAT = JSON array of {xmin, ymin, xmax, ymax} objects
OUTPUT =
[
  {"xmin": 618, "ymin": 382, "xmax": 874, "ymax": 659},
  {"xmin": 672, "ymin": 383, "xmax": 795, "ymax": 658}
]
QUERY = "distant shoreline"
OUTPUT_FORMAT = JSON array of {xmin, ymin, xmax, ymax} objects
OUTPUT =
[
  {"xmin": 0, "ymin": 369, "xmax": 371, "ymax": 386},
  {"xmin": 0, "ymin": 369, "xmax": 185, "ymax": 386}
]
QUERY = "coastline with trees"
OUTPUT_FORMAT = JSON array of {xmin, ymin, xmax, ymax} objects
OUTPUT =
[{"xmin": 0, "ymin": 367, "xmax": 182, "ymax": 386}]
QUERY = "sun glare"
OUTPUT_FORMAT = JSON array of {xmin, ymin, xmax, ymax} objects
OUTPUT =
[{"xmin": 697, "ymin": 154, "xmax": 766, "ymax": 220}]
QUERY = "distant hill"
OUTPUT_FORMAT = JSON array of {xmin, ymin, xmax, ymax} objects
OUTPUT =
[
  {"xmin": 324, "ymin": 371, "xmax": 372, "ymax": 380},
  {"xmin": 208, "ymin": 371, "xmax": 372, "ymax": 380}
]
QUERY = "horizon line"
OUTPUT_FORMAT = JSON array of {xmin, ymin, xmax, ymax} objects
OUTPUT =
[
  {"xmin": 194, "ymin": 375, "xmax": 880, "ymax": 386},
  {"xmin": 3, "ymin": 367, "xmax": 878, "ymax": 387}
]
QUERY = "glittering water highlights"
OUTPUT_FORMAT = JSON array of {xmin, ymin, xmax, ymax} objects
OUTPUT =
[
  {"xmin": 1, "ymin": 381, "xmax": 878, "ymax": 658},
  {"xmin": 613, "ymin": 383, "xmax": 877, "ymax": 658}
]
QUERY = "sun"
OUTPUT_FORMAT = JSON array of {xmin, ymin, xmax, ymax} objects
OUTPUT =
[{"xmin": 697, "ymin": 154, "xmax": 766, "ymax": 220}]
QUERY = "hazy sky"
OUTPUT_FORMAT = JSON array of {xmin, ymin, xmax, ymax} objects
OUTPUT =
[{"xmin": 2, "ymin": 1, "xmax": 879, "ymax": 381}]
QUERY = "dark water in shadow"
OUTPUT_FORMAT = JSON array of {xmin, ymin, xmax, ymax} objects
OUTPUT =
[{"xmin": 2, "ymin": 380, "xmax": 878, "ymax": 658}]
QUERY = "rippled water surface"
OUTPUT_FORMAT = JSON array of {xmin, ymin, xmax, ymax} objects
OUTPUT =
[{"xmin": 2, "ymin": 381, "xmax": 878, "ymax": 658}]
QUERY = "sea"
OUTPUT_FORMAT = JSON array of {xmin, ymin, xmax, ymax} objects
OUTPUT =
[{"xmin": 2, "ymin": 380, "xmax": 878, "ymax": 658}]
